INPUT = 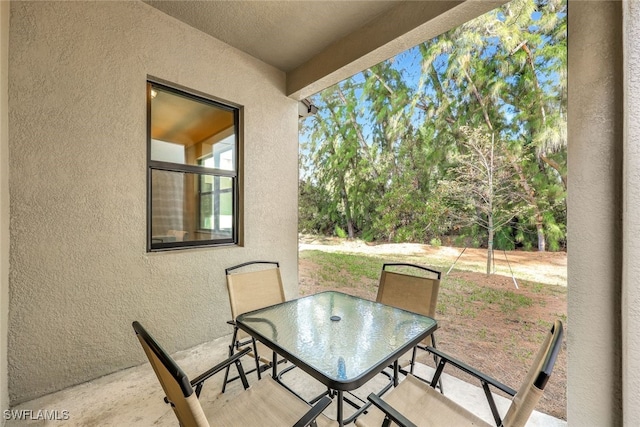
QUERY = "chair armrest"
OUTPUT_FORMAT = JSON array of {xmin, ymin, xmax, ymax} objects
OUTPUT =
[
  {"xmin": 366, "ymin": 393, "xmax": 417, "ymax": 427},
  {"xmin": 426, "ymin": 346, "xmax": 517, "ymax": 396},
  {"xmin": 292, "ymin": 396, "xmax": 333, "ymax": 427},
  {"xmin": 190, "ymin": 347, "xmax": 251, "ymax": 390}
]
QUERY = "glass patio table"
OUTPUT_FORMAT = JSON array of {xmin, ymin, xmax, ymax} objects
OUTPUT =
[{"xmin": 235, "ymin": 290, "xmax": 438, "ymax": 426}]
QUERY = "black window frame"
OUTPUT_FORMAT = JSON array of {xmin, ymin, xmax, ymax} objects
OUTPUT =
[{"xmin": 146, "ymin": 80, "xmax": 240, "ymax": 252}]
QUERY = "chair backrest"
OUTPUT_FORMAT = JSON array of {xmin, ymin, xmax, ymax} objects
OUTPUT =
[
  {"xmin": 376, "ymin": 263, "xmax": 441, "ymax": 347},
  {"xmin": 376, "ymin": 263, "xmax": 441, "ymax": 317},
  {"xmin": 226, "ymin": 261, "xmax": 285, "ymax": 340},
  {"xmin": 502, "ymin": 320, "xmax": 564, "ymax": 427},
  {"xmin": 132, "ymin": 321, "xmax": 210, "ymax": 427}
]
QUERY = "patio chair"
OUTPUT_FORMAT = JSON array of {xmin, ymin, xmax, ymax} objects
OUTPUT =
[
  {"xmin": 132, "ymin": 321, "xmax": 337, "ymax": 427},
  {"xmin": 355, "ymin": 320, "xmax": 564, "ymax": 427},
  {"xmin": 376, "ymin": 263, "xmax": 442, "ymax": 384},
  {"xmin": 222, "ymin": 260, "xmax": 288, "ymax": 392}
]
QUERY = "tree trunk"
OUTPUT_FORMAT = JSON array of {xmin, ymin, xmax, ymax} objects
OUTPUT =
[
  {"xmin": 536, "ymin": 214, "xmax": 546, "ymax": 252},
  {"xmin": 347, "ymin": 219, "xmax": 355, "ymax": 240},
  {"xmin": 487, "ymin": 216, "xmax": 494, "ymax": 275},
  {"xmin": 512, "ymin": 159, "xmax": 547, "ymax": 252},
  {"xmin": 487, "ymin": 134, "xmax": 494, "ymax": 275},
  {"xmin": 341, "ymin": 187, "xmax": 355, "ymax": 240}
]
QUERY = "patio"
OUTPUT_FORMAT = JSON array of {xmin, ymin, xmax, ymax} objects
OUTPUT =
[
  {"xmin": 2, "ymin": 1, "xmax": 639, "ymax": 425},
  {"xmin": 5, "ymin": 332, "xmax": 566, "ymax": 427}
]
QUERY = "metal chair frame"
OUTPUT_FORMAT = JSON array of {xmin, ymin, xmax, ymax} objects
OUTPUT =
[
  {"xmin": 377, "ymin": 263, "xmax": 443, "ymax": 389},
  {"xmin": 222, "ymin": 260, "xmax": 288, "ymax": 392},
  {"xmin": 365, "ymin": 320, "xmax": 564, "ymax": 427},
  {"xmin": 132, "ymin": 321, "xmax": 333, "ymax": 427}
]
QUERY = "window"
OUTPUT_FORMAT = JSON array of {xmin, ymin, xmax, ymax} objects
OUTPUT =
[{"xmin": 147, "ymin": 80, "xmax": 239, "ymax": 251}]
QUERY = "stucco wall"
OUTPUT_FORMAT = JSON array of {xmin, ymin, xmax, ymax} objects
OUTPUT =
[
  {"xmin": 8, "ymin": 1, "xmax": 299, "ymax": 404},
  {"xmin": 1, "ymin": 0, "xmax": 10, "ymax": 419},
  {"xmin": 624, "ymin": 1, "xmax": 640, "ymax": 425},
  {"xmin": 567, "ymin": 1, "xmax": 623, "ymax": 425}
]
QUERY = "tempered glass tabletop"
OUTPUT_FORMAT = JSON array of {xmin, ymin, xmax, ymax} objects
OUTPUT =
[{"xmin": 236, "ymin": 291, "xmax": 437, "ymax": 390}]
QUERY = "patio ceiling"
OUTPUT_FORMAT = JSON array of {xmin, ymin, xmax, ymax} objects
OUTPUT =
[{"xmin": 144, "ymin": 0, "xmax": 506, "ymax": 99}]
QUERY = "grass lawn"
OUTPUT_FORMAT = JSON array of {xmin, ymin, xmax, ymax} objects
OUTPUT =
[{"xmin": 299, "ymin": 247, "xmax": 567, "ymax": 420}]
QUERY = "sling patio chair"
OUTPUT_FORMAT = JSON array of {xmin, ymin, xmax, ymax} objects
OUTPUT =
[
  {"xmin": 355, "ymin": 320, "xmax": 564, "ymax": 427},
  {"xmin": 376, "ymin": 263, "xmax": 442, "ymax": 386},
  {"xmin": 222, "ymin": 260, "xmax": 289, "ymax": 392},
  {"xmin": 132, "ymin": 321, "xmax": 337, "ymax": 427}
]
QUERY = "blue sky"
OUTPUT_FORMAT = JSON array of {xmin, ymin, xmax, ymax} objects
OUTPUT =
[{"xmin": 299, "ymin": 1, "xmax": 566, "ymax": 177}]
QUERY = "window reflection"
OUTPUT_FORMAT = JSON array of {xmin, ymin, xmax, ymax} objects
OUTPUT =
[
  {"xmin": 151, "ymin": 170, "xmax": 233, "ymax": 243},
  {"xmin": 148, "ymin": 81, "xmax": 238, "ymax": 250}
]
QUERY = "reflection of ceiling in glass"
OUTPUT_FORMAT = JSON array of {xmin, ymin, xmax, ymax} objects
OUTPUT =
[{"xmin": 151, "ymin": 87, "xmax": 234, "ymax": 147}]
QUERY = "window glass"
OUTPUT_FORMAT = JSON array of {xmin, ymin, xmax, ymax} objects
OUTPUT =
[
  {"xmin": 148, "ymin": 81, "xmax": 239, "ymax": 251},
  {"xmin": 198, "ymin": 175, "xmax": 234, "ymax": 234},
  {"xmin": 150, "ymin": 170, "xmax": 233, "ymax": 243},
  {"xmin": 149, "ymin": 85, "xmax": 236, "ymax": 171}
]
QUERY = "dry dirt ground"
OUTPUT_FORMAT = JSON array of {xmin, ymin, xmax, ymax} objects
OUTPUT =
[{"xmin": 298, "ymin": 236, "xmax": 567, "ymax": 421}]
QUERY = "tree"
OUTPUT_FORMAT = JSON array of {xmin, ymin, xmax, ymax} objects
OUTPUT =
[
  {"xmin": 299, "ymin": 0, "xmax": 567, "ymax": 252},
  {"xmin": 415, "ymin": 0, "xmax": 567, "ymax": 251},
  {"xmin": 301, "ymin": 79, "xmax": 379, "ymax": 239},
  {"xmin": 298, "ymin": 179, "xmax": 335, "ymax": 235},
  {"xmin": 439, "ymin": 127, "xmax": 526, "ymax": 274}
]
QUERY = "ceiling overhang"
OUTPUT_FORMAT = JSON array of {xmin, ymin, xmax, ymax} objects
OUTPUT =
[{"xmin": 144, "ymin": 0, "xmax": 506, "ymax": 100}]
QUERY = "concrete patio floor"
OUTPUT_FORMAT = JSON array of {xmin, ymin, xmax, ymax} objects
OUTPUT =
[{"xmin": 6, "ymin": 333, "xmax": 566, "ymax": 426}]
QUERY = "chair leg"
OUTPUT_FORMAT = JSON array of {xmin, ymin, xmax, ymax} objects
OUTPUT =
[
  {"xmin": 236, "ymin": 358, "xmax": 250, "ymax": 390},
  {"xmin": 410, "ymin": 346, "xmax": 418, "ymax": 375},
  {"xmin": 431, "ymin": 334, "xmax": 444, "ymax": 394},
  {"xmin": 222, "ymin": 327, "xmax": 239, "ymax": 393},
  {"xmin": 221, "ymin": 346, "xmax": 233, "ymax": 393},
  {"xmin": 251, "ymin": 338, "xmax": 262, "ymax": 380}
]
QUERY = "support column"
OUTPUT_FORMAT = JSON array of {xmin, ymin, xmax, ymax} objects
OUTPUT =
[
  {"xmin": 0, "ymin": 0, "xmax": 11, "ymax": 418},
  {"xmin": 623, "ymin": 1, "xmax": 640, "ymax": 425},
  {"xmin": 567, "ymin": 1, "xmax": 623, "ymax": 425}
]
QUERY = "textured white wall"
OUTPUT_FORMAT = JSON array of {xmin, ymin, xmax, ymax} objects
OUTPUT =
[
  {"xmin": 1, "ymin": 0, "xmax": 10, "ymax": 419},
  {"xmin": 624, "ymin": 1, "xmax": 640, "ymax": 425},
  {"xmin": 567, "ymin": 1, "xmax": 623, "ymax": 425},
  {"xmin": 8, "ymin": 1, "xmax": 299, "ymax": 404}
]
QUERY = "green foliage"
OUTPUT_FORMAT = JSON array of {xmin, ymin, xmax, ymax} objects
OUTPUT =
[
  {"xmin": 299, "ymin": 0, "xmax": 567, "ymax": 253},
  {"xmin": 451, "ymin": 224, "xmax": 485, "ymax": 249},
  {"xmin": 515, "ymin": 226, "xmax": 535, "ymax": 251},
  {"xmin": 334, "ymin": 225, "xmax": 348, "ymax": 239},
  {"xmin": 494, "ymin": 227, "xmax": 516, "ymax": 251},
  {"xmin": 430, "ymin": 237, "xmax": 442, "ymax": 247},
  {"xmin": 360, "ymin": 229, "xmax": 376, "ymax": 243},
  {"xmin": 298, "ymin": 179, "xmax": 335, "ymax": 235}
]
